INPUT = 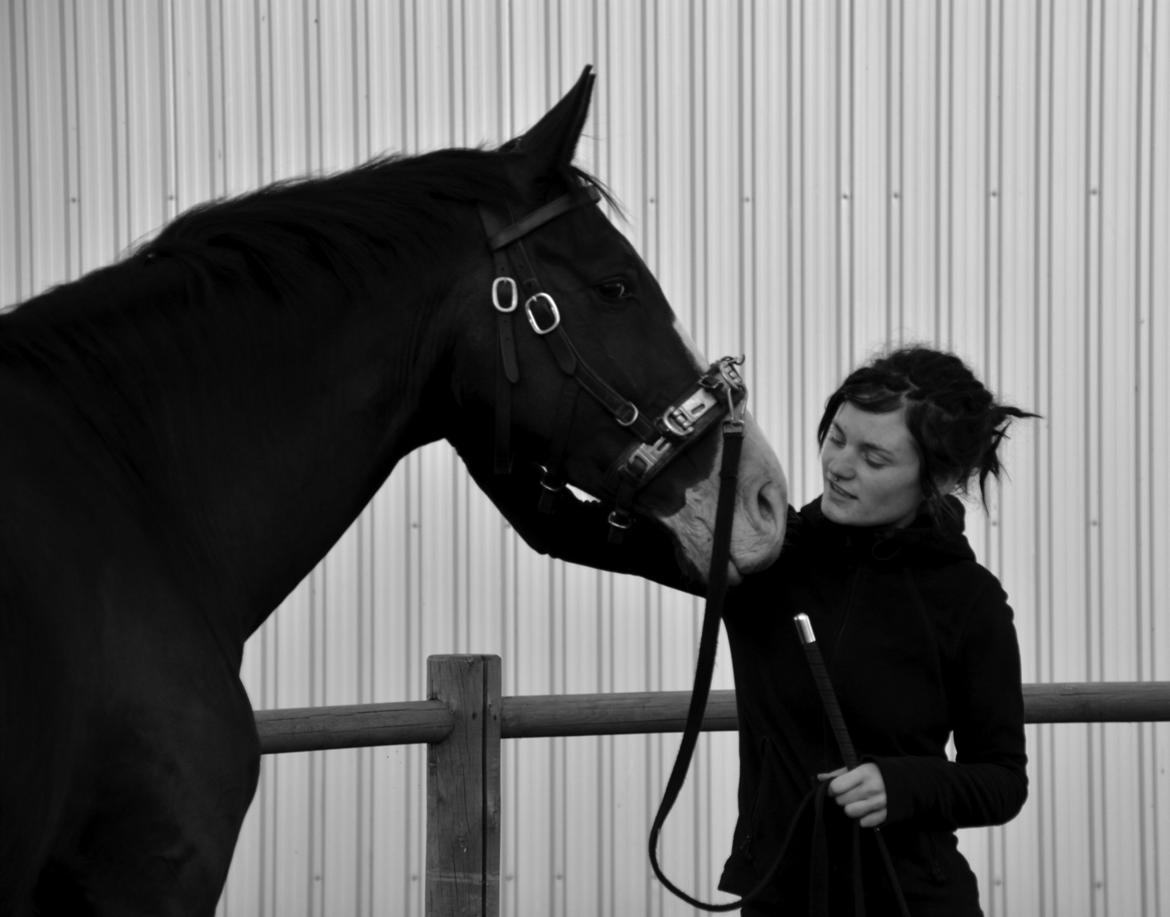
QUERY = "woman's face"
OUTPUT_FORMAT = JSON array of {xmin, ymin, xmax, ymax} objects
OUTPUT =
[{"xmin": 819, "ymin": 402, "xmax": 924, "ymax": 528}]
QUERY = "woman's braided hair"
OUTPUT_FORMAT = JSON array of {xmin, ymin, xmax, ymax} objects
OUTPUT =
[{"xmin": 816, "ymin": 346, "xmax": 1038, "ymax": 520}]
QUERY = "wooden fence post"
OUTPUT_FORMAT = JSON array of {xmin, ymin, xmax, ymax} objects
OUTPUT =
[{"xmin": 426, "ymin": 655, "xmax": 501, "ymax": 917}]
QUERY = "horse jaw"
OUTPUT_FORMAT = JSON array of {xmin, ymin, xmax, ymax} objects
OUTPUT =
[{"xmin": 646, "ymin": 411, "xmax": 787, "ymax": 586}]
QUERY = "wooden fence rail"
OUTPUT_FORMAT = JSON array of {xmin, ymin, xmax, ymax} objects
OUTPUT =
[{"xmin": 252, "ymin": 655, "xmax": 1170, "ymax": 916}]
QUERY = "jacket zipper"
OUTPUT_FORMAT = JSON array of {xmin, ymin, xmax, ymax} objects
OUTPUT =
[
  {"xmin": 738, "ymin": 735, "xmax": 773, "ymax": 863},
  {"xmin": 925, "ymin": 832, "xmax": 947, "ymax": 883},
  {"xmin": 827, "ymin": 565, "xmax": 864, "ymax": 676}
]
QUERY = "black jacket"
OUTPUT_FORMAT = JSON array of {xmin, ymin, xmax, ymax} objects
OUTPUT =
[
  {"xmin": 468, "ymin": 463, "xmax": 1028, "ymax": 915},
  {"xmin": 717, "ymin": 498, "xmax": 1027, "ymax": 915}
]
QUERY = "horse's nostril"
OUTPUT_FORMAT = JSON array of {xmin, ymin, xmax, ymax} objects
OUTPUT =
[
  {"xmin": 756, "ymin": 487, "xmax": 773, "ymax": 523},
  {"xmin": 757, "ymin": 479, "xmax": 785, "ymax": 528},
  {"xmin": 753, "ymin": 484, "xmax": 772, "ymax": 519}
]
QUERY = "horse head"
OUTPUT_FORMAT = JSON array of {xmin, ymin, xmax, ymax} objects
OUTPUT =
[{"xmin": 450, "ymin": 68, "xmax": 787, "ymax": 584}]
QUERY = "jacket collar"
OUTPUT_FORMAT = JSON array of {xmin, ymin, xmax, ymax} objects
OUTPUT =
[{"xmin": 798, "ymin": 494, "xmax": 976, "ymax": 564}]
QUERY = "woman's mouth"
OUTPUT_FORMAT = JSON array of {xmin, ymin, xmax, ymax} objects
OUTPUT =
[{"xmin": 827, "ymin": 479, "xmax": 856, "ymax": 500}]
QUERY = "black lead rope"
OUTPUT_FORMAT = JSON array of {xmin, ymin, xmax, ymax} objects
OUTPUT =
[
  {"xmin": 648, "ymin": 410, "xmax": 807, "ymax": 913},
  {"xmin": 647, "ymin": 413, "xmax": 746, "ymax": 912}
]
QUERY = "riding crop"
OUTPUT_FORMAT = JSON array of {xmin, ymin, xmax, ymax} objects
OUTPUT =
[{"xmin": 793, "ymin": 613, "xmax": 912, "ymax": 917}]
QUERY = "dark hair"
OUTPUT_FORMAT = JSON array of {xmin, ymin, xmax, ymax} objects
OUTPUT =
[{"xmin": 816, "ymin": 346, "xmax": 1038, "ymax": 519}]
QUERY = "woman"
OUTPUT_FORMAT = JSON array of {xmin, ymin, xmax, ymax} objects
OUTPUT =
[{"xmin": 465, "ymin": 346, "xmax": 1033, "ymax": 915}]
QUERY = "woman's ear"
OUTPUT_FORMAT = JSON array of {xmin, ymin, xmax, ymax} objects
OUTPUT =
[{"xmin": 932, "ymin": 473, "xmax": 961, "ymax": 496}]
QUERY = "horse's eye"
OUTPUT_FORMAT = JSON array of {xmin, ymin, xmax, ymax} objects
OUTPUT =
[{"xmin": 596, "ymin": 279, "xmax": 631, "ymax": 302}]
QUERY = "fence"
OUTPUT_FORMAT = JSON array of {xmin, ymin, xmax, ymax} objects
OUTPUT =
[{"xmin": 252, "ymin": 655, "xmax": 1170, "ymax": 917}]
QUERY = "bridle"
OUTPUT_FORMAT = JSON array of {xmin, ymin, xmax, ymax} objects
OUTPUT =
[
  {"xmin": 477, "ymin": 185, "xmax": 747, "ymax": 538},
  {"xmin": 478, "ymin": 184, "xmax": 751, "ymax": 907}
]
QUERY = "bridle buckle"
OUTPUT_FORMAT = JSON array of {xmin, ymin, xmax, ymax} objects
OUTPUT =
[
  {"xmin": 492, "ymin": 276, "xmax": 518, "ymax": 313},
  {"xmin": 615, "ymin": 403, "xmax": 640, "ymax": 428},
  {"xmin": 660, "ymin": 389, "xmax": 717, "ymax": 440},
  {"xmin": 524, "ymin": 292, "xmax": 561, "ymax": 335},
  {"xmin": 713, "ymin": 355, "xmax": 747, "ymax": 429}
]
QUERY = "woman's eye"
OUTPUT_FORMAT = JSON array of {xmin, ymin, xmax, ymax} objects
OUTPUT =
[{"xmin": 597, "ymin": 280, "xmax": 630, "ymax": 301}]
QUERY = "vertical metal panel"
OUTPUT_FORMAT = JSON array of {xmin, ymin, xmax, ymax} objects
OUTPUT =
[{"xmin": 4, "ymin": 2, "xmax": 1170, "ymax": 914}]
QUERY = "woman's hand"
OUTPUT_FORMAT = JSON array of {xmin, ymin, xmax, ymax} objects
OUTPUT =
[{"xmin": 818, "ymin": 763, "xmax": 887, "ymax": 828}]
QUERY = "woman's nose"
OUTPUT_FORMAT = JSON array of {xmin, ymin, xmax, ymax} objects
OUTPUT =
[{"xmin": 825, "ymin": 454, "xmax": 854, "ymax": 480}]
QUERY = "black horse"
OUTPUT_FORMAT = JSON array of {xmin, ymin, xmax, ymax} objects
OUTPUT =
[{"xmin": 0, "ymin": 68, "xmax": 786, "ymax": 915}]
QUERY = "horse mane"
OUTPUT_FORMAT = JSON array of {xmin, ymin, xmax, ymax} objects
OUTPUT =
[
  {"xmin": 4, "ymin": 148, "xmax": 613, "ymax": 335},
  {"xmin": 1, "ymin": 148, "xmax": 611, "ymax": 379},
  {"xmin": 140, "ymin": 148, "xmax": 516, "ymax": 305},
  {"xmin": 141, "ymin": 150, "xmax": 616, "ymax": 304}
]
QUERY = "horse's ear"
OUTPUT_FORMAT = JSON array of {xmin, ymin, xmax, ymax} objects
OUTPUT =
[{"xmin": 507, "ymin": 65, "xmax": 596, "ymax": 177}]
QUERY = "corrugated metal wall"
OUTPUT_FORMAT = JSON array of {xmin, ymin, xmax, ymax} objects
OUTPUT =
[{"xmin": 3, "ymin": 1, "xmax": 1169, "ymax": 914}]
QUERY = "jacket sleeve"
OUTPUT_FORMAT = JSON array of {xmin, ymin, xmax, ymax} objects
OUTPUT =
[
  {"xmin": 459, "ymin": 453, "xmax": 701, "ymax": 595},
  {"xmin": 872, "ymin": 579, "xmax": 1029, "ymax": 829}
]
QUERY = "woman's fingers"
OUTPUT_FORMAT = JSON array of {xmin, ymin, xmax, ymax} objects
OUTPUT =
[
  {"xmin": 841, "ymin": 793, "xmax": 888, "ymax": 827},
  {"xmin": 858, "ymin": 810, "xmax": 886, "ymax": 829},
  {"xmin": 842, "ymin": 793, "xmax": 886, "ymax": 818},
  {"xmin": 825, "ymin": 765, "xmax": 874, "ymax": 799},
  {"xmin": 819, "ymin": 763, "xmax": 888, "ymax": 827}
]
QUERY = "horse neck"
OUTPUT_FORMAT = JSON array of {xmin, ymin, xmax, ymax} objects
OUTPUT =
[
  {"xmin": 26, "ymin": 248, "xmax": 465, "ymax": 643},
  {"xmin": 183, "ymin": 278, "xmax": 461, "ymax": 639}
]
